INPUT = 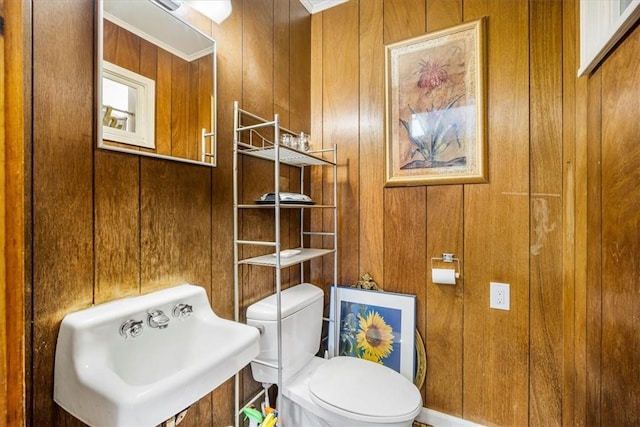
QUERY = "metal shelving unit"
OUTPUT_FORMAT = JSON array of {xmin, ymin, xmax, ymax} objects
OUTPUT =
[{"xmin": 232, "ymin": 101, "xmax": 338, "ymax": 426}]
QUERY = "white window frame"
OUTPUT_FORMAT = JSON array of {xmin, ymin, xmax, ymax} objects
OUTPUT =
[{"xmin": 102, "ymin": 61, "xmax": 156, "ymax": 149}]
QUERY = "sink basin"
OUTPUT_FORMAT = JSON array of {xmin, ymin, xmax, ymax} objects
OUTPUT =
[{"xmin": 54, "ymin": 284, "xmax": 260, "ymax": 427}]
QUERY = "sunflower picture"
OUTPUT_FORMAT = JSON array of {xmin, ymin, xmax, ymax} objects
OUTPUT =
[
  {"xmin": 338, "ymin": 301, "xmax": 402, "ymax": 372},
  {"xmin": 329, "ymin": 287, "xmax": 416, "ymax": 381}
]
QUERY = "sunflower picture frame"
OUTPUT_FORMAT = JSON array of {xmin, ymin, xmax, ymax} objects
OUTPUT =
[{"xmin": 328, "ymin": 286, "xmax": 416, "ymax": 382}]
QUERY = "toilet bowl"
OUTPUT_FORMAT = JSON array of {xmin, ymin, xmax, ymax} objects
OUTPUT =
[
  {"xmin": 281, "ymin": 356, "xmax": 422, "ymax": 427},
  {"xmin": 246, "ymin": 283, "xmax": 422, "ymax": 427}
]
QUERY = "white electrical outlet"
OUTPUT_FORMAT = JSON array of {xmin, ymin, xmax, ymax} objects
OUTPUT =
[{"xmin": 490, "ymin": 282, "xmax": 510, "ymax": 310}]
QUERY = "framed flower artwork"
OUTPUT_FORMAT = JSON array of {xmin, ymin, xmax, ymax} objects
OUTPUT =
[
  {"xmin": 385, "ymin": 18, "xmax": 487, "ymax": 186},
  {"xmin": 328, "ymin": 286, "xmax": 416, "ymax": 382}
]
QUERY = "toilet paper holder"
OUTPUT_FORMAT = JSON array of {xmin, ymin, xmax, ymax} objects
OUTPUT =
[{"xmin": 430, "ymin": 253, "xmax": 461, "ymax": 279}]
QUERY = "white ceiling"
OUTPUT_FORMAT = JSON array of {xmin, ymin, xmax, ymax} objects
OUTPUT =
[{"xmin": 299, "ymin": 0, "xmax": 349, "ymax": 14}]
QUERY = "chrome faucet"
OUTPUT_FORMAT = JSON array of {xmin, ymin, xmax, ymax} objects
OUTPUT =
[
  {"xmin": 119, "ymin": 319, "xmax": 144, "ymax": 339},
  {"xmin": 172, "ymin": 303, "xmax": 193, "ymax": 320},
  {"xmin": 147, "ymin": 309, "xmax": 170, "ymax": 329}
]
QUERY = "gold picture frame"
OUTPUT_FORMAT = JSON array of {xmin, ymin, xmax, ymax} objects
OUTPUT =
[{"xmin": 385, "ymin": 18, "xmax": 487, "ymax": 187}]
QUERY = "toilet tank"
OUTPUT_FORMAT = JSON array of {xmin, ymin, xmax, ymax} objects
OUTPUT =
[{"xmin": 246, "ymin": 283, "xmax": 324, "ymax": 384}]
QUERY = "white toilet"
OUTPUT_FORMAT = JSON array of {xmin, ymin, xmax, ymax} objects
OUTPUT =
[{"xmin": 246, "ymin": 283, "xmax": 422, "ymax": 427}]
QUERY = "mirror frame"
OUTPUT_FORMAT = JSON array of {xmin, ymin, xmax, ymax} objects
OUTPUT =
[{"xmin": 96, "ymin": 0, "xmax": 217, "ymax": 167}]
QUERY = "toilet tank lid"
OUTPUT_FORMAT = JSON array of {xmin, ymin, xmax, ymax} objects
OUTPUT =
[{"xmin": 246, "ymin": 283, "xmax": 324, "ymax": 321}]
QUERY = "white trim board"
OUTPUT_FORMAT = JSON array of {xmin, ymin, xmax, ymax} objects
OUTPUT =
[
  {"xmin": 416, "ymin": 408, "xmax": 486, "ymax": 427},
  {"xmin": 298, "ymin": 0, "xmax": 349, "ymax": 14}
]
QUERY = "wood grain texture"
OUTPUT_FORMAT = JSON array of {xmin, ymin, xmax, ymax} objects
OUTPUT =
[
  {"xmin": 27, "ymin": 0, "xmax": 640, "ymax": 424},
  {"xmin": 599, "ymin": 25, "xmax": 640, "ymax": 426},
  {"xmin": 289, "ymin": 0, "xmax": 311, "ymax": 133},
  {"xmin": 94, "ymin": 150, "xmax": 141, "ymax": 303},
  {"xmin": 156, "ymin": 49, "xmax": 173, "ymax": 156},
  {"xmin": 463, "ymin": 1, "xmax": 529, "ymax": 425},
  {"xmin": 322, "ymin": 0, "xmax": 359, "ymax": 285},
  {"xmin": 139, "ymin": 159, "xmax": 212, "ymax": 291},
  {"xmin": 562, "ymin": 0, "xmax": 580, "ymax": 425},
  {"xmin": 462, "ymin": 1, "xmax": 530, "ymax": 425},
  {"xmin": 31, "ymin": 0, "xmax": 95, "ymax": 424},
  {"xmin": 529, "ymin": 0, "xmax": 563, "ymax": 425},
  {"xmin": 358, "ymin": 0, "xmax": 385, "ymax": 286},
  {"xmin": 274, "ymin": 0, "xmax": 290, "ymax": 124},
  {"xmin": 2, "ymin": 0, "xmax": 28, "ymax": 423},
  {"xmin": 585, "ymin": 68, "xmax": 602, "ymax": 427},
  {"xmin": 424, "ymin": 0, "xmax": 464, "ymax": 414},
  {"xmin": 210, "ymin": 1, "xmax": 244, "ymax": 422},
  {"xmin": 425, "ymin": 186, "xmax": 464, "ymax": 415},
  {"xmin": 383, "ymin": 0, "xmax": 426, "ymax": 44},
  {"xmin": 240, "ymin": 8, "xmax": 275, "ymax": 403},
  {"xmin": 1, "ymin": 11, "xmax": 6, "ymax": 420},
  {"xmin": 309, "ymin": 12, "xmax": 325, "ymax": 286}
]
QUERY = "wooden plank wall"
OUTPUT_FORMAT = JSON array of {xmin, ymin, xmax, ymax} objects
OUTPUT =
[
  {"xmin": 584, "ymin": 23, "xmax": 640, "ymax": 427},
  {"xmin": 4, "ymin": 0, "xmax": 30, "ymax": 424},
  {"xmin": 310, "ymin": 1, "xmax": 568, "ymax": 425},
  {"xmin": 28, "ymin": 0, "xmax": 310, "ymax": 425},
  {"xmin": 21, "ymin": 0, "xmax": 640, "ymax": 425}
]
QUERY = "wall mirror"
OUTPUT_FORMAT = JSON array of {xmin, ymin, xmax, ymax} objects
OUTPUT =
[{"xmin": 98, "ymin": 0, "xmax": 217, "ymax": 166}]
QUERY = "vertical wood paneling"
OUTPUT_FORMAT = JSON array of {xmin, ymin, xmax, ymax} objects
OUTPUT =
[
  {"xmin": 380, "ymin": 0, "xmax": 427, "ymax": 306},
  {"xmin": 381, "ymin": 0, "xmax": 428, "ymax": 404},
  {"xmin": 156, "ymin": 49, "xmax": 173, "ymax": 156},
  {"xmin": 274, "ymin": 0, "xmax": 292, "ymax": 287},
  {"xmin": 599, "ymin": 26, "xmax": 640, "ymax": 426},
  {"xmin": 562, "ymin": 0, "xmax": 580, "ymax": 425},
  {"xmin": 462, "ymin": 0, "xmax": 530, "ymax": 425},
  {"xmin": 243, "ymin": 0, "xmax": 274, "ymax": 118},
  {"xmin": 309, "ymin": 13, "xmax": 325, "ymax": 286},
  {"xmin": 383, "ymin": 0, "xmax": 427, "ymax": 44},
  {"xmin": 32, "ymin": 0, "xmax": 94, "ymax": 424},
  {"xmin": 239, "ymin": 0, "xmax": 278, "ymax": 405},
  {"xmin": 424, "ymin": 0, "xmax": 464, "ymax": 414},
  {"xmin": 288, "ymin": 0, "xmax": 309, "ymax": 287},
  {"xmin": 585, "ymin": 69, "xmax": 602, "ymax": 427},
  {"xmin": 210, "ymin": 1, "xmax": 243, "ymax": 422},
  {"xmin": 322, "ymin": 0, "xmax": 359, "ymax": 285},
  {"xmin": 29, "ymin": 1, "xmax": 312, "ymax": 424},
  {"xmin": 171, "ymin": 57, "xmax": 192, "ymax": 159},
  {"xmin": 274, "ymin": 0, "xmax": 290, "ymax": 122},
  {"xmin": 425, "ymin": 186, "xmax": 464, "ymax": 414},
  {"xmin": 94, "ymin": 150, "xmax": 140, "ymax": 303},
  {"xmin": 358, "ymin": 0, "xmax": 385, "ymax": 285},
  {"xmin": 3, "ymin": 0, "xmax": 28, "ymax": 423},
  {"xmin": 0, "ymin": 0, "xmax": 7, "ymax": 418},
  {"xmin": 140, "ymin": 160, "xmax": 212, "ymax": 291},
  {"xmin": 30, "ymin": 0, "xmax": 640, "ymax": 425},
  {"xmin": 529, "ymin": 0, "xmax": 563, "ymax": 425},
  {"xmin": 289, "ymin": 0, "xmax": 311, "ymax": 132}
]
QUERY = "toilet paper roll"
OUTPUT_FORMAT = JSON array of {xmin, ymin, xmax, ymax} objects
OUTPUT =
[{"xmin": 432, "ymin": 268, "xmax": 457, "ymax": 285}]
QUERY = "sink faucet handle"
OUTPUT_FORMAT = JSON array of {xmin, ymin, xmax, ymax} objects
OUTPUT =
[
  {"xmin": 172, "ymin": 303, "xmax": 193, "ymax": 320},
  {"xmin": 147, "ymin": 309, "xmax": 170, "ymax": 329},
  {"xmin": 119, "ymin": 319, "xmax": 144, "ymax": 339}
]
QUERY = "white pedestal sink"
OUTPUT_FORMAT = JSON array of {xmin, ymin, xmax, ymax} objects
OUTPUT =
[{"xmin": 54, "ymin": 284, "xmax": 260, "ymax": 427}]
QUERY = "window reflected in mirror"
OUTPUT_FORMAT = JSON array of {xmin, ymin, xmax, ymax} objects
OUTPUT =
[
  {"xmin": 102, "ymin": 61, "xmax": 155, "ymax": 149},
  {"xmin": 103, "ymin": 79, "xmax": 136, "ymax": 132}
]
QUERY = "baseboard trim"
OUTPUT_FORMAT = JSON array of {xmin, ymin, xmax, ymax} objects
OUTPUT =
[{"xmin": 415, "ymin": 408, "xmax": 486, "ymax": 427}]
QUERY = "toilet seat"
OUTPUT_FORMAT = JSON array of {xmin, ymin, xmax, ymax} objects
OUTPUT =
[{"xmin": 308, "ymin": 356, "xmax": 422, "ymax": 424}]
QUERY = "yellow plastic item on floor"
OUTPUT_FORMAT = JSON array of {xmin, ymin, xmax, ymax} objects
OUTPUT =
[{"xmin": 261, "ymin": 412, "xmax": 278, "ymax": 427}]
